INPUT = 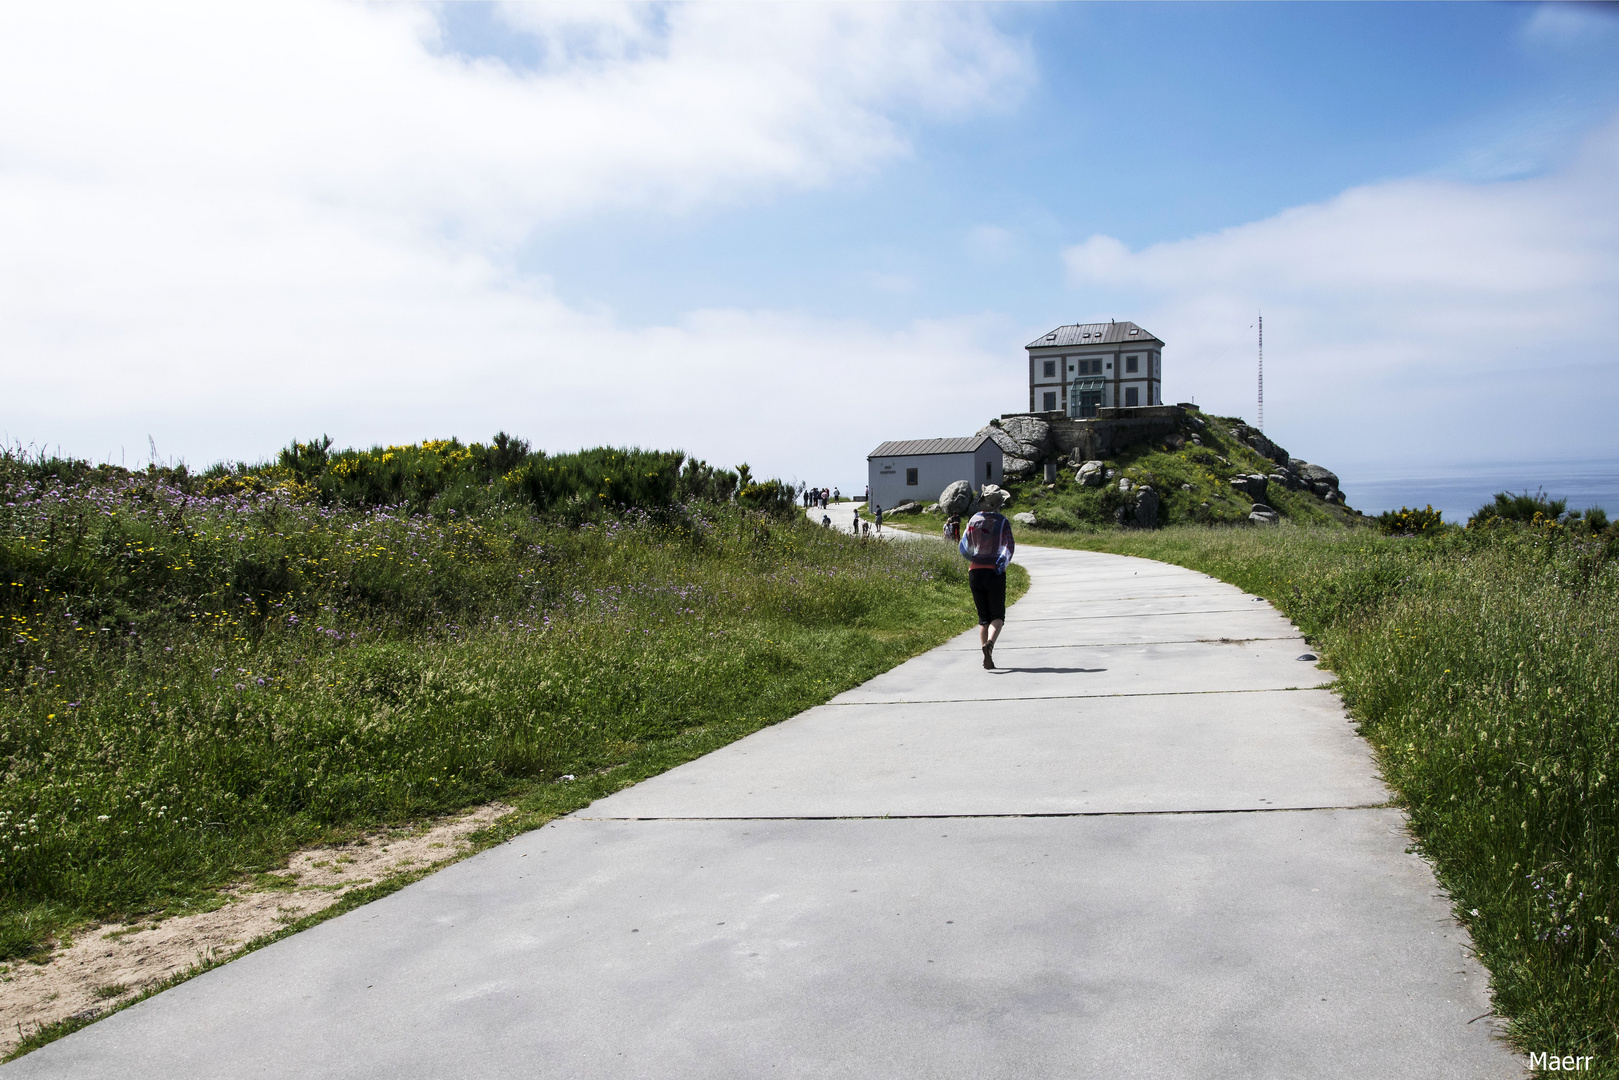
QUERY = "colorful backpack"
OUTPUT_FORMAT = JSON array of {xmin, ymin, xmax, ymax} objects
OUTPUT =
[{"xmin": 961, "ymin": 513, "xmax": 1002, "ymax": 562}]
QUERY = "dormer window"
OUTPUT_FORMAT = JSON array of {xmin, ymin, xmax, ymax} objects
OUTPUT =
[{"xmin": 1128, "ymin": 328, "xmax": 1139, "ymax": 336}]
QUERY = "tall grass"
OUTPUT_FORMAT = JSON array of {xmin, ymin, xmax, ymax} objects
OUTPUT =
[
  {"xmin": 1024, "ymin": 521, "xmax": 1619, "ymax": 1071},
  {"xmin": 0, "ymin": 444, "xmax": 988, "ymax": 963}
]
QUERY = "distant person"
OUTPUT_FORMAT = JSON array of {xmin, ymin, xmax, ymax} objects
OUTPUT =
[
  {"xmin": 822, "ymin": 513, "xmax": 831, "ymax": 528},
  {"xmin": 833, "ymin": 487, "xmax": 841, "ymax": 502},
  {"xmin": 874, "ymin": 504, "xmax": 883, "ymax": 531},
  {"xmin": 851, "ymin": 505, "xmax": 861, "ymax": 533},
  {"xmin": 959, "ymin": 491, "xmax": 1015, "ymax": 669},
  {"xmin": 943, "ymin": 512, "xmax": 962, "ymax": 543}
]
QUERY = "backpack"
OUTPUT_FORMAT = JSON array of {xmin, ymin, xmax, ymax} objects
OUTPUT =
[{"xmin": 961, "ymin": 513, "xmax": 1001, "ymax": 561}]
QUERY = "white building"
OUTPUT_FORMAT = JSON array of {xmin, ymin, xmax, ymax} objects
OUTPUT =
[
  {"xmin": 1027, "ymin": 320, "xmax": 1164, "ymax": 417},
  {"xmin": 866, "ymin": 435, "xmax": 1001, "ymax": 511}
]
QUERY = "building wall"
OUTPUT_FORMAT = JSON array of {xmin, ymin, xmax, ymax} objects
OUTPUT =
[
  {"xmin": 867, "ymin": 447, "xmax": 999, "ymax": 510},
  {"xmin": 1028, "ymin": 344, "xmax": 1161, "ymax": 414}
]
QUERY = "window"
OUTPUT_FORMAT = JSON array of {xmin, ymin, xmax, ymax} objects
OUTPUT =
[
  {"xmin": 1043, "ymin": 391, "xmax": 1057, "ymax": 411},
  {"xmin": 1042, "ymin": 360, "xmax": 1056, "ymax": 378},
  {"xmin": 1126, "ymin": 355, "xmax": 1138, "ymax": 373},
  {"xmin": 985, "ymin": 461, "xmax": 992, "ymax": 480},
  {"xmin": 1125, "ymin": 386, "xmax": 1139, "ymax": 407}
]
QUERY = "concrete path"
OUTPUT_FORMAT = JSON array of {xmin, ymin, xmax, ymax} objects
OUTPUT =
[
  {"xmin": 803, "ymin": 502, "xmax": 921, "ymax": 539},
  {"xmin": 4, "ymin": 547, "xmax": 1524, "ymax": 1079}
]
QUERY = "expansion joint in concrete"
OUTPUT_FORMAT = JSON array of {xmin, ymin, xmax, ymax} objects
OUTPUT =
[{"xmin": 575, "ymin": 803, "xmax": 1396, "ymax": 822}]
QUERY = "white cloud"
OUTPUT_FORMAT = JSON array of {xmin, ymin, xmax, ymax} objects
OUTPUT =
[
  {"xmin": 1062, "ymin": 116, "xmax": 1619, "ymax": 479},
  {"xmin": 0, "ymin": 2, "xmax": 1029, "ymax": 484}
]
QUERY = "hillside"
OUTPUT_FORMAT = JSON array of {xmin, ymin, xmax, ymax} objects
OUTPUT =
[{"xmin": 978, "ymin": 407, "xmax": 1364, "ymax": 530}]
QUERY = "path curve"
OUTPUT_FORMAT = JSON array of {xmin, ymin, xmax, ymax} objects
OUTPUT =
[{"xmin": 2, "ymin": 546, "xmax": 1524, "ymax": 1079}]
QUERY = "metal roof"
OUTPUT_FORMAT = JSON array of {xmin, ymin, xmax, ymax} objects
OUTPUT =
[
  {"xmin": 867, "ymin": 434, "xmax": 990, "ymax": 459},
  {"xmin": 1027, "ymin": 321, "xmax": 1163, "ymax": 349}
]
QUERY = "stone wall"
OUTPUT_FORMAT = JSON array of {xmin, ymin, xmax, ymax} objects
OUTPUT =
[{"xmin": 996, "ymin": 407, "xmax": 1185, "ymax": 464}]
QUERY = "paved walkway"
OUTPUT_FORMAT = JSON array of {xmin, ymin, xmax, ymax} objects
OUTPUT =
[
  {"xmin": 803, "ymin": 501, "xmax": 922, "ymax": 540},
  {"xmin": 5, "ymin": 547, "xmax": 1524, "ymax": 1079}
]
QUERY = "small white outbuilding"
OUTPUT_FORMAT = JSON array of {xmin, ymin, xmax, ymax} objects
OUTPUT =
[{"xmin": 866, "ymin": 435, "xmax": 1001, "ymax": 512}]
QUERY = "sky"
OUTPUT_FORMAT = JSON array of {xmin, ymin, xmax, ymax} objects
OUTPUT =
[{"xmin": 3, "ymin": 1, "xmax": 1618, "ymax": 501}]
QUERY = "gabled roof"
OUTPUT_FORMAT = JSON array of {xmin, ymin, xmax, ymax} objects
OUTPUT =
[
  {"xmin": 1027, "ymin": 321, "xmax": 1163, "ymax": 349},
  {"xmin": 867, "ymin": 435, "xmax": 990, "ymax": 459}
]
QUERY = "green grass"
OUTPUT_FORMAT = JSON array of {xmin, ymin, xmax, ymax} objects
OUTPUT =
[
  {"xmin": 1020, "ymin": 521, "xmax": 1619, "ymax": 1074},
  {"xmin": 0, "ymin": 444, "xmax": 1008, "ymax": 975}
]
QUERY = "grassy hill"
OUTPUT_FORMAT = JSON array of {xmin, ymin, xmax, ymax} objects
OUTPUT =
[{"xmin": 998, "ymin": 408, "xmax": 1363, "ymax": 529}]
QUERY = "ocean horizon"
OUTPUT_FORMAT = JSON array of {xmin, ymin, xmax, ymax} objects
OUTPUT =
[{"xmin": 1339, "ymin": 459, "xmax": 1619, "ymax": 524}]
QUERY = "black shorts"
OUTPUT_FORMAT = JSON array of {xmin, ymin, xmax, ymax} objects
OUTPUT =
[{"xmin": 968, "ymin": 567, "xmax": 1006, "ymax": 625}]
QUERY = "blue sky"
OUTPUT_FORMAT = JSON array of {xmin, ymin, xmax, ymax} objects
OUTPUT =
[
  {"xmin": 2, "ymin": 2, "xmax": 1618, "ymax": 498},
  {"xmin": 516, "ymin": 3, "xmax": 1619, "ymax": 326}
]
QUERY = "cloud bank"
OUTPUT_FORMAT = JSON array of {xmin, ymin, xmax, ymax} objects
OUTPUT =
[
  {"xmin": 0, "ymin": 2, "xmax": 1027, "ymax": 482},
  {"xmin": 1063, "ymin": 118, "xmax": 1619, "ymax": 475}
]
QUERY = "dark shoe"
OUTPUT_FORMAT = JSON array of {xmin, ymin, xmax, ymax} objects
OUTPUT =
[{"xmin": 982, "ymin": 645, "xmax": 995, "ymax": 669}]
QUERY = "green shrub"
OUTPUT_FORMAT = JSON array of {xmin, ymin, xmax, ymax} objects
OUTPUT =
[
  {"xmin": 1375, "ymin": 504, "xmax": 1445, "ymax": 536},
  {"xmin": 1470, "ymin": 489, "xmax": 1569, "ymax": 527}
]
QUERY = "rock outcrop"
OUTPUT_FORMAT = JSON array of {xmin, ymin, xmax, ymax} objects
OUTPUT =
[
  {"xmin": 1012, "ymin": 511, "xmax": 1038, "ymax": 527},
  {"xmin": 1230, "ymin": 474, "xmax": 1269, "ymax": 502},
  {"xmin": 1228, "ymin": 423, "xmax": 1289, "ymax": 467},
  {"xmin": 1114, "ymin": 484, "xmax": 1160, "ymax": 528}
]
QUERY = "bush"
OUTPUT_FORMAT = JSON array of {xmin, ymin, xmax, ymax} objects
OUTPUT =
[
  {"xmin": 1470, "ymin": 489, "xmax": 1568, "ymax": 527},
  {"xmin": 1375, "ymin": 505, "xmax": 1445, "ymax": 536}
]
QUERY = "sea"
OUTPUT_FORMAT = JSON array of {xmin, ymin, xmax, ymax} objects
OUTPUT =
[{"xmin": 1341, "ymin": 460, "xmax": 1619, "ymax": 524}]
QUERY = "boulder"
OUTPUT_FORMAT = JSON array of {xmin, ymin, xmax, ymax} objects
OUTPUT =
[
  {"xmin": 1115, "ymin": 485, "xmax": 1160, "ymax": 528},
  {"xmin": 1249, "ymin": 508, "xmax": 1281, "ymax": 525},
  {"xmin": 1269, "ymin": 470, "xmax": 1304, "ymax": 491},
  {"xmin": 1229, "ymin": 424, "xmax": 1290, "ymax": 467},
  {"xmin": 1075, "ymin": 460, "xmax": 1105, "ymax": 487},
  {"xmin": 1012, "ymin": 511, "xmax": 1038, "ymax": 527},
  {"xmin": 1002, "ymin": 454, "xmax": 1037, "ymax": 478},
  {"xmin": 999, "ymin": 416, "xmax": 1053, "ymax": 456},
  {"xmin": 922, "ymin": 503, "xmax": 941, "ymax": 514},
  {"xmin": 1133, "ymin": 486, "xmax": 1160, "ymax": 528},
  {"xmin": 1229, "ymin": 474, "xmax": 1268, "ymax": 501},
  {"xmin": 886, "ymin": 501, "xmax": 923, "ymax": 515},
  {"xmin": 1118, "ymin": 477, "xmax": 1135, "ymax": 495},
  {"xmin": 937, "ymin": 480, "xmax": 975, "ymax": 516},
  {"xmin": 1293, "ymin": 462, "xmax": 1340, "ymax": 488},
  {"xmin": 977, "ymin": 424, "xmax": 1023, "ymax": 457}
]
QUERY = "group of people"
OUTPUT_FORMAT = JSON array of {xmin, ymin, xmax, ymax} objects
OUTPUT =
[{"xmin": 802, "ymin": 486, "xmax": 838, "ymax": 509}]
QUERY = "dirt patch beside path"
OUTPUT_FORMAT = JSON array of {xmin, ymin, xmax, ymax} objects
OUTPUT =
[{"xmin": 0, "ymin": 802, "xmax": 512, "ymax": 1058}]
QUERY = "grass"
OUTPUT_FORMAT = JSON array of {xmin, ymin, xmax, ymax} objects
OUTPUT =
[
  {"xmin": 1020, "ymin": 520, "xmax": 1619, "ymax": 1073},
  {"xmin": 0, "ymin": 441, "xmax": 1014, "ymax": 981}
]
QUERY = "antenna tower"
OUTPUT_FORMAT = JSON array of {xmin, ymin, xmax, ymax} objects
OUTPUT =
[{"xmin": 1257, "ymin": 313, "xmax": 1264, "ymax": 432}]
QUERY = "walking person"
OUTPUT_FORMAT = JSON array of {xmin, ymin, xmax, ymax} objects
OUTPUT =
[
  {"xmin": 851, "ymin": 504, "xmax": 861, "ymax": 534},
  {"xmin": 874, "ymin": 504, "xmax": 883, "ymax": 532},
  {"xmin": 959, "ymin": 490, "xmax": 1015, "ymax": 669}
]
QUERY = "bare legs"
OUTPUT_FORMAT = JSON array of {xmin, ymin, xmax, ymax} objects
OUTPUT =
[{"xmin": 979, "ymin": 618, "xmax": 1003, "ymax": 668}]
